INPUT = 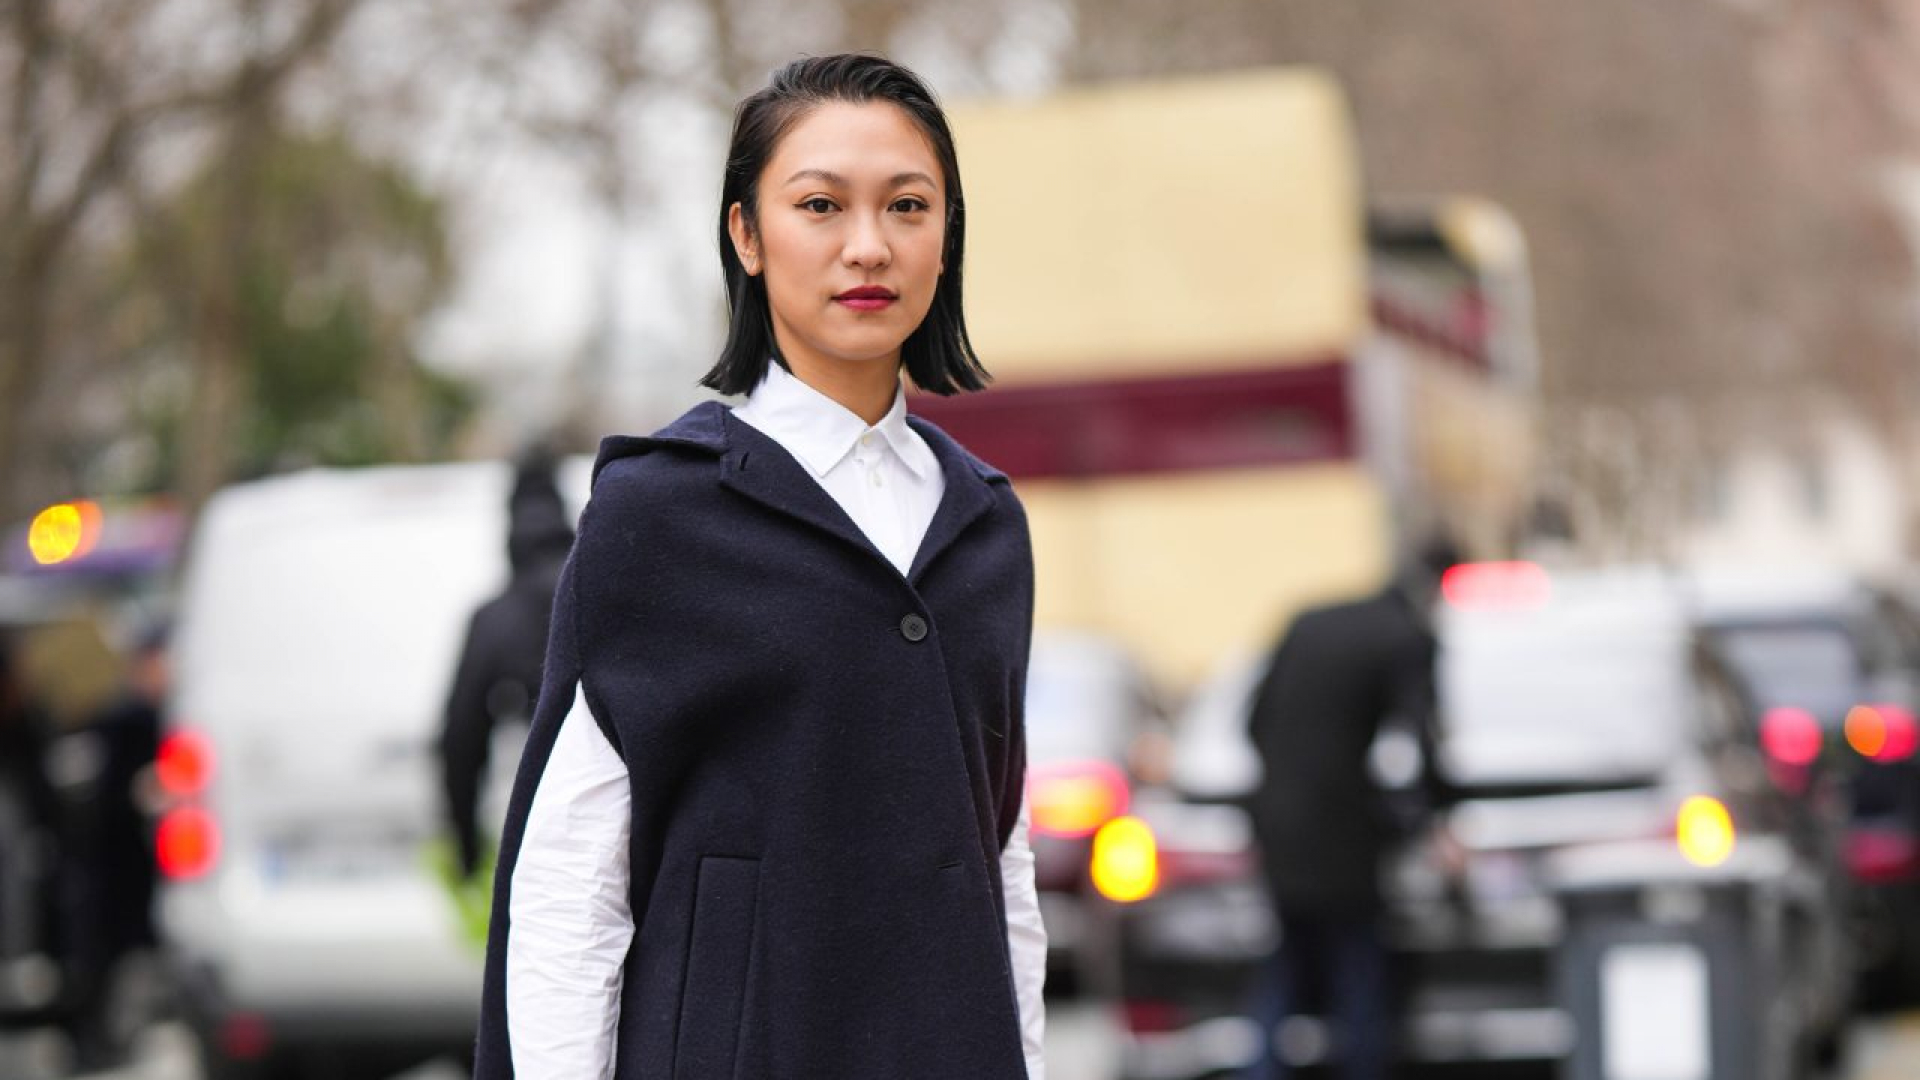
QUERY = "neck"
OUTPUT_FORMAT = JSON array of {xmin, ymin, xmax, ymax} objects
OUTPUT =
[{"xmin": 784, "ymin": 354, "xmax": 900, "ymax": 426}]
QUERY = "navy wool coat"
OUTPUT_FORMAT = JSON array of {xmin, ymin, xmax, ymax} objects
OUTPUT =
[{"xmin": 473, "ymin": 401, "xmax": 1035, "ymax": 1080}]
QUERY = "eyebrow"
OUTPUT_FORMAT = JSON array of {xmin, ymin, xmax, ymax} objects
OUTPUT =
[{"xmin": 782, "ymin": 168, "xmax": 938, "ymax": 189}]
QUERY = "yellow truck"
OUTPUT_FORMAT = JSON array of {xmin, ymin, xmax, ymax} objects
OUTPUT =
[{"xmin": 914, "ymin": 69, "xmax": 1539, "ymax": 693}]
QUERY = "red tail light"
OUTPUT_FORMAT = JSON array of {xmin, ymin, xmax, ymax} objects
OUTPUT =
[
  {"xmin": 1029, "ymin": 760, "xmax": 1130, "ymax": 839},
  {"xmin": 1761, "ymin": 707, "xmax": 1823, "ymax": 766},
  {"xmin": 220, "ymin": 1012, "xmax": 273, "ymax": 1061},
  {"xmin": 1845, "ymin": 704, "xmax": 1918, "ymax": 763},
  {"xmin": 157, "ymin": 806, "xmax": 220, "ymax": 879},
  {"xmin": 1886, "ymin": 706, "xmax": 1920, "ymax": 762},
  {"xmin": 156, "ymin": 729, "xmax": 214, "ymax": 796},
  {"xmin": 1846, "ymin": 828, "xmax": 1920, "ymax": 883},
  {"xmin": 1440, "ymin": 562, "xmax": 1551, "ymax": 611},
  {"xmin": 1121, "ymin": 999, "xmax": 1189, "ymax": 1034}
]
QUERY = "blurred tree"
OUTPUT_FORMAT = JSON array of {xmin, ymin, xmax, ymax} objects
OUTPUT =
[
  {"xmin": 110, "ymin": 127, "xmax": 471, "ymax": 488},
  {"xmin": 0, "ymin": 0, "xmax": 200, "ymax": 519},
  {"xmin": 0, "ymin": 0, "xmax": 368, "ymax": 517},
  {"xmin": 160, "ymin": 0, "xmax": 369, "ymax": 512},
  {"xmin": 0, "ymin": 0, "xmax": 1059, "ymax": 520}
]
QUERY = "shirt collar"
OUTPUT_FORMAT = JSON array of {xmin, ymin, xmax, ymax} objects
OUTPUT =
[{"xmin": 739, "ymin": 362, "xmax": 936, "ymax": 481}]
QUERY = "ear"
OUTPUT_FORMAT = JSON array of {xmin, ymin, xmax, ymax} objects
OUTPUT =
[{"xmin": 727, "ymin": 202, "xmax": 761, "ymax": 276}]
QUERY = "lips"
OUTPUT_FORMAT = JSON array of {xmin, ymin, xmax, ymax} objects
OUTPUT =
[{"xmin": 835, "ymin": 286, "xmax": 897, "ymax": 311}]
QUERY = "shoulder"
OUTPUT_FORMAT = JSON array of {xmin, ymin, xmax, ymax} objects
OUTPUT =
[
  {"xmin": 1279, "ymin": 600, "xmax": 1379, "ymax": 655},
  {"xmin": 569, "ymin": 402, "xmax": 734, "ymax": 573},
  {"xmin": 1291, "ymin": 601, "xmax": 1348, "ymax": 633},
  {"xmin": 591, "ymin": 400, "xmax": 730, "ymax": 485},
  {"xmin": 583, "ymin": 402, "xmax": 731, "ymax": 514},
  {"xmin": 465, "ymin": 590, "xmax": 519, "ymax": 635}
]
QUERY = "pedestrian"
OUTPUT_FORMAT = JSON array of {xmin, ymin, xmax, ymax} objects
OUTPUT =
[
  {"xmin": 440, "ymin": 446, "xmax": 575, "ymax": 882},
  {"xmin": 0, "ymin": 633, "xmax": 60, "ymax": 1014},
  {"xmin": 1242, "ymin": 540, "xmax": 1458, "ymax": 1080},
  {"xmin": 473, "ymin": 54, "xmax": 1046, "ymax": 1080},
  {"xmin": 66, "ymin": 620, "xmax": 168, "ymax": 1067}
]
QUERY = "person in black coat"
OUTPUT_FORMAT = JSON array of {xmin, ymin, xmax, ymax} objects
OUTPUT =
[
  {"xmin": 440, "ymin": 448, "xmax": 576, "ymax": 880},
  {"xmin": 0, "ymin": 634, "xmax": 61, "ymax": 1017},
  {"xmin": 81, "ymin": 625, "xmax": 168, "ymax": 956},
  {"xmin": 63, "ymin": 622, "xmax": 167, "ymax": 1066},
  {"xmin": 1242, "ymin": 540, "xmax": 1458, "ymax": 1080},
  {"xmin": 472, "ymin": 55, "xmax": 1043, "ymax": 1080}
]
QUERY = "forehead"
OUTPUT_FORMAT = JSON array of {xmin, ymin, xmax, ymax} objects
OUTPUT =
[{"xmin": 767, "ymin": 100, "xmax": 943, "ymax": 186}]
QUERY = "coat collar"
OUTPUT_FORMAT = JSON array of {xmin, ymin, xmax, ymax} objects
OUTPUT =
[
  {"xmin": 592, "ymin": 400, "xmax": 1008, "ymax": 585},
  {"xmin": 731, "ymin": 363, "xmax": 936, "ymax": 481},
  {"xmin": 902, "ymin": 414, "xmax": 1006, "ymax": 582}
]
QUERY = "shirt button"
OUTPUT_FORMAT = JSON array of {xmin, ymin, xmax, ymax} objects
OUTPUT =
[
  {"xmin": 870, "ymin": 471, "xmax": 884, "ymax": 487},
  {"xmin": 861, "ymin": 432, "xmax": 874, "ymax": 447},
  {"xmin": 900, "ymin": 614, "xmax": 929, "ymax": 642}
]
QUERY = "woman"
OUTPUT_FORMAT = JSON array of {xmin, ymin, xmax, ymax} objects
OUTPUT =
[{"xmin": 473, "ymin": 55, "xmax": 1045, "ymax": 1080}]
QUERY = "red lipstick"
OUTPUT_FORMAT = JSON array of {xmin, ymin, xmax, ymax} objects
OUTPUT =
[{"xmin": 835, "ymin": 286, "xmax": 897, "ymax": 312}]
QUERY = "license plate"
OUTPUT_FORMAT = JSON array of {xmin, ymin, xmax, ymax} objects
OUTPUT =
[
  {"xmin": 1600, "ymin": 942, "xmax": 1710, "ymax": 1080},
  {"xmin": 1465, "ymin": 851, "xmax": 1536, "ymax": 907},
  {"xmin": 260, "ymin": 835, "xmax": 421, "ymax": 884}
]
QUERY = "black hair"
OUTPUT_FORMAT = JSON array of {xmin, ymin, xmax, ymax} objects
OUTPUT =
[
  {"xmin": 1394, "ymin": 531, "xmax": 1463, "ymax": 610},
  {"xmin": 702, "ymin": 53, "xmax": 988, "ymax": 397}
]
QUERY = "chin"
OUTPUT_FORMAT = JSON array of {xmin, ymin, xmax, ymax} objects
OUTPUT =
[{"xmin": 825, "ymin": 337, "xmax": 912, "ymax": 367}]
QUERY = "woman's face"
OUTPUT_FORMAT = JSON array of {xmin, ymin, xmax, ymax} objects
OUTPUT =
[{"xmin": 729, "ymin": 100, "xmax": 946, "ymax": 386}]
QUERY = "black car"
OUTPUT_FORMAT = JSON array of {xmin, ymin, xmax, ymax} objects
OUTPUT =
[
  {"xmin": 1091, "ymin": 566, "xmax": 1852, "ymax": 1079},
  {"xmin": 1692, "ymin": 572, "xmax": 1920, "ymax": 1003},
  {"xmin": 1023, "ymin": 632, "xmax": 1162, "ymax": 992}
]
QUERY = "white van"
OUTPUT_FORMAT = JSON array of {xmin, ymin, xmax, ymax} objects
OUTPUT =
[{"xmin": 162, "ymin": 459, "xmax": 587, "ymax": 1079}]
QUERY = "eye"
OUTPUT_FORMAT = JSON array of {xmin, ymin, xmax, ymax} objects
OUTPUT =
[
  {"xmin": 799, "ymin": 197, "xmax": 838, "ymax": 214},
  {"xmin": 890, "ymin": 196, "xmax": 931, "ymax": 214}
]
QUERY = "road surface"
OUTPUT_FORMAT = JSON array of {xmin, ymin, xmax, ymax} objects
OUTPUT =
[{"xmin": 3, "ymin": 1001, "xmax": 1917, "ymax": 1079}]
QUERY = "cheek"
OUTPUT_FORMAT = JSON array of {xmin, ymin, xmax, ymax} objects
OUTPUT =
[
  {"xmin": 761, "ymin": 210, "xmax": 828, "ymax": 263},
  {"xmin": 763, "ymin": 273, "xmax": 818, "ymax": 331},
  {"xmin": 758, "ymin": 232, "xmax": 824, "ymax": 304},
  {"xmin": 905, "ymin": 230, "xmax": 946, "ymax": 283}
]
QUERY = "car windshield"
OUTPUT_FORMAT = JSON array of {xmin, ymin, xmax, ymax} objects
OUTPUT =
[
  {"xmin": 1439, "ymin": 592, "xmax": 1693, "ymax": 787},
  {"xmin": 1023, "ymin": 638, "xmax": 1141, "ymax": 764},
  {"xmin": 179, "ymin": 472, "xmax": 509, "ymax": 734},
  {"xmin": 1708, "ymin": 621, "xmax": 1862, "ymax": 726}
]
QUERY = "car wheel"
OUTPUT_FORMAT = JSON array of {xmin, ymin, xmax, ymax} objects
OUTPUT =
[
  {"xmin": 190, "ymin": 1042, "xmax": 272, "ymax": 1080},
  {"xmin": 1809, "ymin": 1023, "xmax": 1849, "ymax": 1079}
]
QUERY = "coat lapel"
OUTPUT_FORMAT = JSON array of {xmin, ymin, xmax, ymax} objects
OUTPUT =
[
  {"xmin": 716, "ymin": 408, "xmax": 892, "ymax": 570},
  {"xmin": 906, "ymin": 415, "xmax": 1002, "ymax": 584},
  {"xmin": 642, "ymin": 402, "xmax": 1006, "ymax": 586}
]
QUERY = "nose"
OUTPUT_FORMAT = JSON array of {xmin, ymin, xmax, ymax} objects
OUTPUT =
[{"xmin": 842, "ymin": 210, "xmax": 891, "ymax": 270}]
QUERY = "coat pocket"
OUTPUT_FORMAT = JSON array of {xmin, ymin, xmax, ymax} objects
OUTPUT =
[{"xmin": 674, "ymin": 855, "xmax": 761, "ymax": 1080}]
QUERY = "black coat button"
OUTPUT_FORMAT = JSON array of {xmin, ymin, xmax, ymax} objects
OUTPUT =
[{"xmin": 900, "ymin": 614, "xmax": 929, "ymax": 642}]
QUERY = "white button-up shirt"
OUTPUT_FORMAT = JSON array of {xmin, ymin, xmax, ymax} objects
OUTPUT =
[{"xmin": 507, "ymin": 362, "xmax": 1048, "ymax": 1079}]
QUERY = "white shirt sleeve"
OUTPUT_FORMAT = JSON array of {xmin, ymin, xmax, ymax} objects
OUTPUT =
[
  {"xmin": 1001, "ymin": 799, "xmax": 1048, "ymax": 1080},
  {"xmin": 506, "ymin": 683, "xmax": 633, "ymax": 1080}
]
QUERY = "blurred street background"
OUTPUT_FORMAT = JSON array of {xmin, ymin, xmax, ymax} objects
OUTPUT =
[
  {"xmin": 9, "ymin": 2, "xmax": 1920, "ymax": 1079},
  {"xmin": 6, "ymin": 1005, "xmax": 1920, "ymax": 1078}
]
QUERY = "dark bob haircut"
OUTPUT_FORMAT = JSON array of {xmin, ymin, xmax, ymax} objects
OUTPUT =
[{"xmin": 702, "ymin": 53, "xmax": 989, "ymax": 397}]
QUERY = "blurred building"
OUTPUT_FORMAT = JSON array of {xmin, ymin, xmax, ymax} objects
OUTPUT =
[{"xmin": 915, "ymin": 70, "xmax": 1539, "ymax": 689}]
